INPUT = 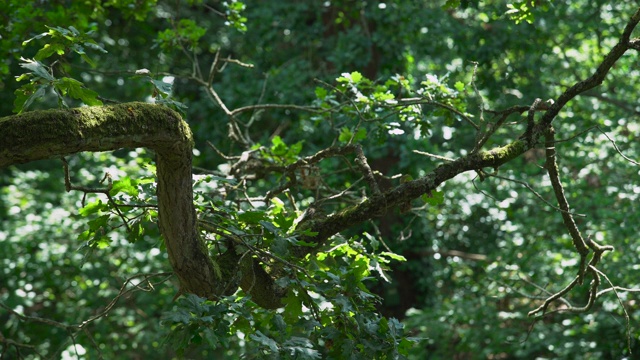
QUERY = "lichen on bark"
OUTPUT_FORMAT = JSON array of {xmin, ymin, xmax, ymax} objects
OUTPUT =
[{"xmin": 0, "ymin": 102, "xmax": 282, "ymax": 309}]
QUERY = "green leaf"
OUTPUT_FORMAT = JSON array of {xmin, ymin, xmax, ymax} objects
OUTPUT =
[
  {"xmin": 350, "ymin": 71, "xmax": 363, "ymax": 84},
  {"xmin": 354, "ymin": 128, "xmax": 367, "ymax": 142},
  {"xmin": 237, "ymin": 210, "xmax": 266, "ymax": 224},
  {"xmin": 69, "ymin": 44, "xmax": 98, "ymax": 67},
  {"xmin": 55, "ymin": 77, "xmax": 102, "ymax": 106},
  {"xmin": 315, "ymin": 87, "xmax": 327, "ymax": 99},
  {"xmin": 273, "ymin": 212, "xmax": 294, "ymax": 231},
  {"xmin": 289, "ymin": 141, "xmax": 303, "ymax": 156},
  {"xmin": 19, "ymin": 58, "xmax": 54, "ymax": 81},
  {"xmin": 454, "ymin": 81, "xmax": 465, "ymax": 91},
  {"xmin": 126, "ymin": 221, "xmax": 144, "ymax": 243},
  {"xmin": 259, "ymin": 220, "xmax": 280, "ymax": 234},
  {"xmin": 22, "ymin": 32, "xmax": 50, "ymax": 46},
  {"xmin": 34, "ymin": 43, "xmax": 66, "ymax": 61},
  {"xmin": 270, "ymin": 197, "xmax": 285, "ymax": 214},
  {"xmin": 338, "ymin": 127, "xmax": 352, "ymax": 143},
  {"xmin": 13, "ymin": 84, "xmax": 47, "ymax": 114},
  {"xmin": 380, "ymin": 252, "xmax": 407, "ymax": 262},
  {"xmin": 83, "ymin": 41, "xmax": 108, "ymax": 54},
  {"xmin": 110, "ymin": 177, "xmax": 139, "ymax": 197},
  {"xmin": 156, "ymin": 97, "xmax": 188, "ymax": 111},
  {"xmin": 290, "ymin": 239, "xmax": 317, "ymax": 247},
  {"xmin": 176, "ymin": 19, "xmax": 207, "ymax": 44},
  {"xmin": 79, "ymin": 199, "xmax": 107, "ymax": 216},
  {"xmin": 283, "ymin": 337, "xmax": 321, "ymax": 359},
  {"xmin": 87, "ymin": 214, "xmax": 110, "ymax": 231},
  {"xmin": 337, "ymin": 71, "xmax": 365, "ymax": 84},
  {"xmin": 249, "ymin": 331, "xmax": 279, "ymax": 352},
  {"xmin": 442, "ymin": 0, "xmax": 461, "ymax": 10},
  {"xmin": 298, "ymin": 228, "xmax": 318, "ymax": 237},
  {"xmin": 336, "ymin": 75, "xmax": 349, "ymax": 83},
  {"xmin": 202, "ymin": 328, "xmax": 221, "ymax": 348},
  {"xmin": 422, "ymin": 190, "xmax": 445, "ymax": 205},
  {"xmin": 270, "ymin": 135, "xmax": 288, "ymax": 156},
  {"xmin": 94, "ymin": 236, "xmax": 112, "ymax": 249},
  {"xmin": 12, "ymin": 85, "xmax": 31, "ymax": 114},
  {"xmin": 373, "ymin": 91, "xmax": 395, "ymax": 102},
  {"xmin": 223, "ymin": 1, "xmax": 248, "ymax": 32},
  {"xmin": 151, "ymin": 79, "xmax": 173, "ymax": 96},
  {"xmin": 162, "ymin": 309, "xmax": 192, "ymax": 324}
]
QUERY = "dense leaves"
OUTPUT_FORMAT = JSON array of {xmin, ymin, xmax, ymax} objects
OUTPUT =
[{"xmin": 1, "ymin": 1, "xmax": 640, "ymax": 359}]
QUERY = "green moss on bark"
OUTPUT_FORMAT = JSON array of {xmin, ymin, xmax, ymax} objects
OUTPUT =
[{"xmin": 478, "ymin": 140, "xmax": 527, "ymax": 167}]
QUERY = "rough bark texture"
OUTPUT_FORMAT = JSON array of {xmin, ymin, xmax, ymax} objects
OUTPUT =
[
  {"xmin": 297, "ymin": 7, "xmax": 640, "ymax": 256},
  {"xmin": 0, "ymin": 103, "xmax": 238, "ymax": 305},
  {"xmin": 295, "ymin": 139, "xmax": 531, "ymax": 257},
  {"xmin": 0, "ymin": 103, "xmax": 194, "ymax": 166},
  {"xmin": 1, "ymin": 3, "xmax": 637, "ymax": 306}
]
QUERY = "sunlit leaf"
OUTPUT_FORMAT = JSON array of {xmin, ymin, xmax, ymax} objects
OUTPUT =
[
  {"xmin": 110, "ymin": 177, "xmax": 139, "ymax": 197},
  {"xmin": 19, "ymin": 58, "xmax": 54, "ymax": 81},
  {"xmin": 79, "ymin": 199, "xmax": 107, "ymax": 216},
  {"xmin": 250, "ymin": 331, "xmax": 279, "ymax": 352}
]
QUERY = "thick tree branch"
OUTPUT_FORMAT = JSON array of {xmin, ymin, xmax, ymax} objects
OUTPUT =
[
  {"xmin": 0, "ymin": 103, "xmax": 189, "ymax": 167},
  {"xmin": 544, "ymin": 126, "xmax": 590, "ymax": 284},
  {"xmin": 528, "ymin": 129, "xmax": 616, "ymax": 317},
  {"xmin": 297, "ymin": 140, "xmax": 528, "ymax": 255},
  {"xmin": 298, "ymin": 7, "xmax": 640, "ymax": 255},
  {"xmin": 0, "ymin": 103, "xmax": 280, "ymax": 309},
  {"xmin": 533, "ymin": 7, "xmax": 640, "ymax": 135},
  {"xmin": 2, "ymin": 8, "xmax": 638, "ymax": 313}
]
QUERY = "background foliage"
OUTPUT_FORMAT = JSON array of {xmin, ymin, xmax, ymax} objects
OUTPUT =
[{"xmin": 1, "ymin": 0, "xmax": 639, "ymax": 359}]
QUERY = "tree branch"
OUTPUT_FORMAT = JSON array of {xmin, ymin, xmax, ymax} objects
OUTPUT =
[
  {"xmin": 534, "ymin": 7, "xmax": 640, "ymax": 134},
  {"xmin": 0, "ymin": 103, "xmax": 280, "ymax": 309},
  {"xmin": 296, "ymin": 7, "xmax": 640, "ymax": 256},
  {"xmin": 296, "ymin": 140, "xmax": 529, "ymax": 255}
]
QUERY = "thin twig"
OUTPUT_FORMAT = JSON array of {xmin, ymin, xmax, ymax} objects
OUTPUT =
[
  {"xmin": 597, "ymin": 126, "xmax": 640, "ymax": 165},
  {"xmin": 583, "ymin": 92, "xmax": 640, "ymax": 116},
  {"xmin": 469, "ymin": 61, "xmax": 485, "ymax": 124},
  {"xmin": 527, "ymin": 275, "xmax": 581, "ymax": 316},
  {"xmin": 354, "ymin": 144, "xmax": 380, "ymax": 195},
  {"xmin": 485, "ymin": 172, "xmax": 586, "ymax": 217},
  {"xmin": 398, "ymin": 98, "xmax": 479, "ymax": 130},
  {"xmin": 208, "ymin": 49, "xmax": 220, "ymax": 85},
  {"xmin": 596, "ymin": 285, "xmax": 640, "ymax": 297},
  {"xmin": 78, "ymin": 272, "xmax": 173, "ymax": 328},
  {"xmin": 0, "ymin": 272, "xmax": 170, "ymax": 357},
  {"xmin": 221, "ymin": 56, "xmax": 254, "ymax": 68},
  {"xmin": 592, "ymin": 267, "xmax": 632, "ymax": 353},
  {"xmin": 473, "ymin": 103, "xmax": 535, "ymax": 152},
  {"xmin": 207, "ymin": 140, "xmax": 239, "ymax": 160},
  {"xmin": 412, "ymin": 150, "xmax": 455, "ymax": 162},
  {"xmin": 200, "ymin": 222, "xmax": 310, "ymax": 276},
  {"xmin": 516, "ymin": 273, "xmax": 573, "ymax": 307},
  {"xmin": 62, "ymin": 158, "xmax": 132, "ymax": 232},
  {"xmin": 230, "ymin": 103, "xmax": 325, "ymax": 117}
]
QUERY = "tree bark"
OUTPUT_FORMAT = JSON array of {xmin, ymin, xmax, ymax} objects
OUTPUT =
[{"xmin": 0, "ymin": 103, "xmax": 275, "ymax": 306}]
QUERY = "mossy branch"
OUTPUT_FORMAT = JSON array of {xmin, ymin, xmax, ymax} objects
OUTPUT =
[{"xmin": 0, "ymin": 102, "xmax": 280, "ymax": 309}]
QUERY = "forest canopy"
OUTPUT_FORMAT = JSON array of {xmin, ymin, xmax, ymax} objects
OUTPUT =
[{"xmin": 1, "ymin": 1, "xmax": 639, "ymax": 359}]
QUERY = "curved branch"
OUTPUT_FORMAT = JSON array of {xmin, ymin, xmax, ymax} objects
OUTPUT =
[
  {"xmin": 230, "ymin": 103, "xmax": 324, "ymax": 117},
  {"xmin": 597, "ymin": 126, "xmax": 640, "ymax": 166},
  {"xmin": 0, "ymin": 102, "xmax": 280, "ymax": 309},
  {"xmin": 296, "ymin": 140, "xmax": 529, "ymax": 255},
  {"xmin": 398, "ymin": 98, "xmax": 479, "ymax": 130},
  {"xmin": 297, "ymin": 7, "xmax": 640, "ymax": 256},
  {"xmin": 485, "ymin": 172, "xmax": 586, "ymax": 217},
  {"xmin": 535, "ymin": 7, "xmax": 640, "ymax": 133},
  {"xmin": 544, "ymin": 127, "xmax": 589, "ymax": 257}
]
